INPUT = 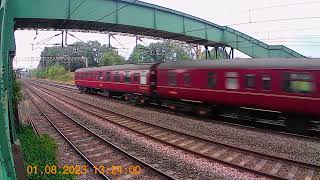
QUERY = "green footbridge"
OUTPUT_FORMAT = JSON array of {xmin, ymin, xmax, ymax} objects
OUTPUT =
[{"xmin": 0, "ymin": 0, "xmax": 305, "ymax": 179}]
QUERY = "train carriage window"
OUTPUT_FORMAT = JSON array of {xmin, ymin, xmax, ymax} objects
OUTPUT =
[
  {"xmin": 184, "ymin": 74, "xmax": 191, "ymax": 87},
  {"xmin": 245, "ymin": 74, "xmax": 256, "ymax": 89},
  {"xmin": 133, "ymin": 73, "xmax": 139, "ymax": 82},
  {"xmin": 168, "ymin": 71, "xmax": 177, "ymax": 86},
  {"xmin": 262, "ymin": 75, "xmax": 272, "ymax": 90},
  {"xmin": 283, "ymin": 73, "xmax": 313, "ymax": 94},
  {"xmin": 114, "ymin": 72, "xmax": 120, "ymax": 82},
  {"xmin": 140, "ymin": 71, "xmax": 147, "ymax": 85},
  {"xmin": 105, "ymin": 72, "xmax": 111, "ymax": 81},
  {"xmin": 89, "ymin": 73, "xmax": 94, "ymax": 78},
  {"xmin": 125, "ymin": 71, "xmax": 131, "ymax": 83},
  {"xmin": 98, "ymin": 72, "xmax": 103, "ymax": 80},
  {"xmin": 85, "ymin": 73, "xmax": 88, "ymax": 78},
  {"xmin": 208, "ymin": 72, "xmax": 216, "ymax": 88},
  {"xmin": 226, "ymin": 72, "xmax": 239, "ymax": 90}
]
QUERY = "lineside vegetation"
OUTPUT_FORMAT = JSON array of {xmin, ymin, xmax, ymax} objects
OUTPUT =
[
  {"xmin": 31, "ymin": 65, "xmax": 74, "ymax": 84},
  {"xmin": 18, "ymin": 126, "xmax": 75, "ymax": 180}
]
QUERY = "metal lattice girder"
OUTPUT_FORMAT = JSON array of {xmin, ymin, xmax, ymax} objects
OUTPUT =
[
  {"xmin": 0, "ymin": 0, "xmax": 17, "ymax": 179},
  {"xmin": 11, "ymin": 0, "xmax": 305, "ymax": 58}
]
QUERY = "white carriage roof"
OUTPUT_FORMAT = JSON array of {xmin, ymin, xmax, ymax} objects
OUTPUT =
[
  {"xmin": 75, "ymin": 64, "xmax": 154, "ymax": 72},
  {"xmin": 157, "ymin": 58, "xmax": 320, "ymax": 69},
  {"xmin": 76, "ymin": 58, "xmax": 320, "ymax": 72}
]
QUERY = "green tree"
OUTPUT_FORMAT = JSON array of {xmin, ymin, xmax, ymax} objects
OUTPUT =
[
  {"xmin": 129, "ymin": 40, "xmax": 192, "ymax": 63},
  {"xmin": 128, "ymin": 44, "xmax": 152, "ymax": 63},
  {"xmin": 149, "ymin": 40, "xmax": 192, "ymax": 62},
  {"xmin": 99, "ymin": 49, "xmax": 126, "ymax": 66},
  {"xmin": 39, "ymin": 40, "xmax": 111, "ymax": 71}
]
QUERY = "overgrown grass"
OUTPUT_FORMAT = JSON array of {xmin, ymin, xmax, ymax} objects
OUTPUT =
[
  {"xmin": 18, "ymin": 126, "xmax": 75, "ymax": 180},
  {"xmin": 31, "ymin": 65, "xmax": 74, "ymax": 84},
  {"xmin": 13, "ymin": 75, "xmax": 23, "ymax": 106}
]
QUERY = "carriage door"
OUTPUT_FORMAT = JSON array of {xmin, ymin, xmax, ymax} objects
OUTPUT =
[{"xmin": 140, "ymin": 71, "xmax": 147, "ymax": 85}]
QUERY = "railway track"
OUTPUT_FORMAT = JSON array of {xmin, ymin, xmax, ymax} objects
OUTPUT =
[
  {"xmin": 23, "ymin": 84, "xmax": 175, "ymax": 180},
  {"xmin": 34, "ymin": 79, "xmax": 78, "ymax": 92},
  {"xmin": 33, "ymin": 78, "xmax": 320, "ymax": 138},
  {"xmin": 20, "ymin": 90, "xmax": 40, "ymax": 135},
  {"xmin": 27, "ymin": 80, "xmax": 320, "ymax": 180}
]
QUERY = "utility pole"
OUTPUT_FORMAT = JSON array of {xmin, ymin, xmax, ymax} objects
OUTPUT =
[
  {"xmin": 195, "ymin": 45, "xmax": 201, "ymax": 60},
  {"xmin": 82, "ymin": 56, "xmax": 88, "ymax": 68},
  {"xmin": 136, "ymin": 36, "xmax": 138, "ymax": 48},
  {"xmin": 65, "ymin": 30, "xmax": 68, "ymax": 46},
  {"xmin": 108, "ymin": 34, "xmax": 111, "ymax": 48},
  {"xmin": 140, "ymin": 52, "xmax": 144, "ymax": 62},
  {"xmin": 205, "ymin": 46, "xmax": 208, "ymax": 59},
  {"xmin": 61, "ymin": 30, "xmax": 64, "ymax": 48}
]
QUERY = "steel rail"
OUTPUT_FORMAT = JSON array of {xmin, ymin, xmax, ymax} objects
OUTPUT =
[
  {"xmin": 28, "ymin": 80, "xmax": 320, "ymax": 180},
  {"xmin": 21, "ymin": 87, "xmax": 40, "ymax": 135},
  {"xmin": 23, "ymin": 87, "xmax": 111, "ymax": 179},
  {"xmin": 23, "ymin": 83, "xmax": 176, "ymax": 180},
  {"xmin": 35, "ymin": 78, "xmax": 320, "ymax": 138}
]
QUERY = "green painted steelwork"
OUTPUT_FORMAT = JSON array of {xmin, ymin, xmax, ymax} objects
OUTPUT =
[
  {"xmin": 11, "ymin": 0, "xmax": 304, "ymax": 58},
  {"xmin": 0, "ymin": 0, "xmax": 17, "ymax": 179},
  {"xmin": 0, "ymin": 0, "xmax": 307, "ymax": 179}
]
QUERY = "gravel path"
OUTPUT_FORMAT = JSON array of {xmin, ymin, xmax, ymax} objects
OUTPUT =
[
  {"xmin": 36, "ymin": 81, "xmax": 320, "ymax": 166},
  {"xmin": 32, "ymin": 82, "xmax": 265, "ymax": 179},
  {"xmin": 21, "ymin": 88, "xmax": 102, "ymax": 180}
]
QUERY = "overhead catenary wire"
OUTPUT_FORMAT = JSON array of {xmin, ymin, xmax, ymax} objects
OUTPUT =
[
  {"xmin": 183, "ymin": 16, "xmax": 320, "ymax": 35},
  {"xmin": 65, "ymin": 1, "xmax": 320, "ymax": 47},
  {"xmin": 250, "ymin": 26, "xmax": 320, "ymax": 35},
  {"xmin": 110, "ymin": 34, "xmax": 127, "ymax": 50},
  {"xmin": 67, "ymin": 32, "xmax": 129, "ymax": 50},
  {"xmin": 67, "ymin": 32, "xmax": 88, "ymax": 44},
  {"xmin": 32, "ymin": 30, "xmax": 39, "ymax": 42},
  {"xmin": 224, "ymin": 35, "xmax": 320, "ymax": 43},
  {"xmin": 207, "ymin": 0, "xmax": 320, "ymax": 21},
  {"xmin": 250, "ymin": 0, "xmax": 320, "ymax": 11},
  {"xmin": 263, "ymin": 39, "xmax": 320, "ymax": 43},
  {"xmin": 216, "ymin": 36, "xmax": 320, "ymax": 46},
  {"xmin": 226, "ymin": 16, "xmax": 320, "ymax": 27},
  {"xmin": 27, "ymin": 1, "xmax": 320, "ymax": 59},
  {"xmin": 33, "ymin": 33, "xmax": 62, "ymax": 45}
]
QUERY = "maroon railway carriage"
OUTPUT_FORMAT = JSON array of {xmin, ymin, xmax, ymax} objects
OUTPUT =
[
  {"xmin": 156, "ymin": 58, "xmax": 320, "ymax": 132},
  {"xmin": 75, "ymin": 64, "xmax": 158, "ymax": 102},
  {"xmin": 75, "ymin": 58, "xmax": 320, "ymax": 133}
]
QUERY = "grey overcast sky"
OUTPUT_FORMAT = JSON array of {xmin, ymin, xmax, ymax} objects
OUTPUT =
[{"xmin": 14, "ymin": 0, "xmax": 320, "ymax": 69}]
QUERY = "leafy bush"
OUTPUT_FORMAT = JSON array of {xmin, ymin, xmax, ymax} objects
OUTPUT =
[
  {"xmin": 18, "ymin": 126, "xmax": 75, "ymax": 180},
  {"xmin": 99, "ymin": 49, "xmax": 125, "ymax": 66},
  {"xmin": 31, "ymin": 65, "xmax": 74, "ymax": 83},
  {"xmin": 13, "ymin": 76, "xmax": 23, "ymax": 105}
]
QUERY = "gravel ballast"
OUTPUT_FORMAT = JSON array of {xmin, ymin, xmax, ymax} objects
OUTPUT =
[
  {"xmin": 36, "ymin": 81, "xmax": 320, "ymax": 166},
  {"xmin": 31, "ymin": 82, "xmax": 265, "ymax": 179},
  {"xmin": 22, "ymin": 88, "xmax": 102, "ymax": 180}
]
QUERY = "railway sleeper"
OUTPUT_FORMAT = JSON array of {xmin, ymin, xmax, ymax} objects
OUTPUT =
[{"xmin": 77, "ymin": 86, "xmax": 317, "ymax": 135}]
